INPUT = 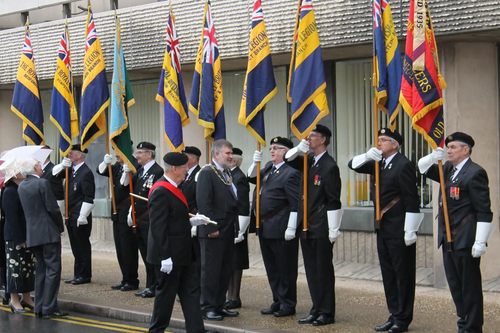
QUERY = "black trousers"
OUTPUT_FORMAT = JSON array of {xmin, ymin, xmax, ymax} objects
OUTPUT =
[
  {"xmin": 113, "ymin": 219, "xmax": 139, "ymax": 286},
  {"xmin": 377, "ymin": 235, "xmax": 416, "ymax": 327},
  {"xmin": 301, "ymin": 237, "xmax": 335, "ymax": 318},
  {"xmin": 136, "ymin": 225, "xmax": 156, "ymax": 291},
  {"xmin": 442, "ymin": 247, "xmax": 483, "ymax": 333},
  {"xmin": 67, "ymin": 223, "xmax": 92, "ymax": 279},
  {"xmin": 199, "ymin": 236, "xmax": 233, "ymax": 313},
  {"xmin": 259, "ymin": 235, "xmax": 299, "ymax": 311},
  {"xmin": 149, "ymin": 262, "xmax": 204, "ymax": 333},
  {"xmin": 32, "ymin": 243, "xmax": 61, "ymax": 315}
]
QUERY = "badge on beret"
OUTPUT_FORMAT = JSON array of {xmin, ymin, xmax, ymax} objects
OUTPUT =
[
  {"xmin": 381, "ymin": 129, "xmax": 386, "ymax": 134},
  {"xmin": 273, "ymin": 138, "xmax": 278, "ymax": 143},
  {"xmin": 448, "ymin": 135, "xmax": 453, "ymax": 141}
]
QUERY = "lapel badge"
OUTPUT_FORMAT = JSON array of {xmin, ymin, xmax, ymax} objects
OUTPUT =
[
  {"xmin": 388, "ymin": 163, "xmax": 392, "ymax": 170},
  {"xmin": 73, "ymin": 182, "xmax": 77, "ymax": 191}
]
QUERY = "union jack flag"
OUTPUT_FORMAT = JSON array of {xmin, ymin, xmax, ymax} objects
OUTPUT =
[
  {"xmin": 85, "ymin": 8, "xmax": 98, "ymax": 51},
  {"xmin": 373, "ymin": 0, "xmax": 388, "ymax": 28},
  {"xmin": 202, "ymin": 2, "xmax": 218, "ymax": 65},
  {"xmin": 58, "ymin": 25, "xmax": 71, "ymax": 70},
  {"xmin": 299, "ymin": 0, "xmax": 313, "ymax": 16},
  {"xmin": 252, "ymin": 0, "xmax": 264, "ymax": 22},
  {"xmin": 23, "ymin": 26, "xmax": 34, "ymax": 61},
  {"xmin": 166, "ymin": 12, "xmax": 181, "ymax": 72}
]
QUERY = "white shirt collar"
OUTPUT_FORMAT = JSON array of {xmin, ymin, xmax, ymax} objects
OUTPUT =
[
  {"xmin": 73, "ymin": 161, "xmax": 84, "ymax": 172},
  {"xmin": 212, "ymin": 159, "xmax": 224, "ymax": 172},
  {"xmin": 187, "ymin": 165, "xmax": 198, "ymax": 178},
  {"xmin": 42, "ymin": 161, "xmax": 50, "ymax": 171},
  {"xmin": 382, "ymin": 152, "xmax": 398, "ymax": 167},
  {"xmin": 142, "ymin": 160, "xmax": 156, "ymax": 174},
  {"xmin": 164, "ymin": 175, "xmax": 178, "ymax": 187},
  {"xmin": 451, "ymin": 157, "xmax": 469, "ymax": 179},
  {"xmin": 273, "ymin": 161, "xmax": 286, "ymax": 170},
  {"xmin": 31, "ymin": 174, "xmax": 40, "ymax": 178},
  {"xmin": 313, "ymin": 151, "xmax": 327, "ymax": 165}
]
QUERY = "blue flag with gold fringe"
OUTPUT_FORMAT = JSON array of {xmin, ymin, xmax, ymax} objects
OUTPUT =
[
  {"xmin": 189, "ymin": 0, "xmax": 226, "ymax": 142},
  {"xmin": 287, "ymin": 0, "xmax": 329, "ymax": 140},
  {"xmin": 238, "ymin": 0, "xmax": 276, "ymax": 146},
  {"xmin": 373, "ymin": 0, "xmax": 402, "ymax": 131},
  {"xmin": 157, "ymin": 7, "xmax": 190, "ymax": 152},
  {"xmin": 11, "ymin": 23, "xmax": 44, "ymax": 145},
  {"xmin": 50, "ymin": 22, "xmax": 79, "ymax": 156},
  {"xmin": 80, "ymin": 6, "xmax": 109, "ymax": 151}
]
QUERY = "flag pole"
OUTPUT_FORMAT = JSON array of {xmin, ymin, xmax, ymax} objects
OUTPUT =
[
  {"xmin": 438, "ymin": 160, "xmax": 453, "ymax": 251},
  {"xmin": 255, "ymin": 142, "xmax": 261, "ymax": 235},
  {"xmin": 372, "ymin": 0, "xmax": 381, "ymax": 229},
  {"xmin": 105, "ymin": 132, "xmax": 117, "ymax": 217},
  {"xmin": 129, "ymin": 173, "xmax": 137, "ymax": 233},
  {"xmin": 65, "ymin": 167, "xmax": 69, "ymax": 220},
  {"xmin": 302, "ymin": 152, "xmax": 308, "ymax": 238}
]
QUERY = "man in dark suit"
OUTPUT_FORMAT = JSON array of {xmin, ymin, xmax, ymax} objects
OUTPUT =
[
  {"xmin": 52, "ymin": 144, "xmax": 95, "ymax": 285},
  {"xmin": 248, "ymin": 137, "xmax": 301, "ymax": 317},
  {"xmin": 348, "ymin": 128, "xmax": 422, "ymax": 333},
  {"xmin": 97, "ymin": 151, "xmax": 139, "ymax": 292},
  {"xmin": 418, "ymin": 132, "xmax": 495, "ymax": 333},
  {"xmin": 285, "ymin": 124, "xmax": 343, "ymax": 326},
  {"xmin": 196, "ymin": 139, "xmax": 239, "ymax": 321},
  {"xmin": 120, "ymin": 142, "xmax": 164, "ymax": 298},
  {"xmin": 40, "ymin": 145, "xmax": 64, "ymax": 212},
  {"xmin": 225, "ymin": 148, "xmax": 250, "ymax": 310},
  {"xmin": 147, "ymin": 152, "xmax": 212, "ymax": 333},
  {"xmin": 18, "ymin": 157, "xmax": 65, "ymax": 318}
]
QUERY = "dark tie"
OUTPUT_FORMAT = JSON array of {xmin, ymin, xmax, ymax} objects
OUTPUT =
[
  {"xmin": 185, "ymin": 172, "xmax": 189, "ymax": 181},
  {"xmin": 139, "ymin": 169, "xmax": 144, "ymax": 178},
  {"xmin": 271, "ymin": 166, "xmax": 276, "ymax": 174},
  {"xmin": 450, "ymin": 167, "xmax": 457, "ymax": 180},
  {"xmin": 380, "ymin": 159, "xmax": 386, "ymax": 169}
]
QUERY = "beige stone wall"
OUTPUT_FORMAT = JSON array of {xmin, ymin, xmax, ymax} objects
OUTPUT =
[{"xmin": 0, "ymin": 89, "xmax": 24, "ymax": 153}]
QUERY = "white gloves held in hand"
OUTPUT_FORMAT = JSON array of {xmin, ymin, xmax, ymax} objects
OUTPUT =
[
  {"xmin": 62, "ymin": 157, "xmax": 72, "ymax": 168},
  {"xmin": 189, "ymin": 214, "xmax": 209, "ymax": 226},
  {"xmin": 366, "ymin": 148, "xmax": 383, "ymax": 162},
  {"xmin": 161, "ymin": 258, "xmax": 173, "ymax": 274},
  {"xmin": 253, "ymin": 150, "xmax": 263, "ymax": 163},
  {"xmin": 103, "ymin": 154, "xmax": 113, "ymax": 164},
  {"xmin": 284, "ymin": 212, "xmax": 298, "ymax": 241},
  {"xmin": 77, "ymin": 215, "xmax": 88, "ymax": 227},
  {"xmin": 123, "ymin": 164, "xmax": 131, "ymax": 173},
  {"xmin": 297, "ymin": 139, "xmax": 310, "ymax": 154},
  {"xmin": 430, "ymin": 147, "xmax": 445, "ymax": 162},
  {"xmin": 127, "ymin": 211, "xmax": 133, "ymax": 227}
]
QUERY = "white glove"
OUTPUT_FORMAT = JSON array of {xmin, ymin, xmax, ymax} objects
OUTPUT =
[
  {"xmin": 77, "ymin": 215, "xmax": 88, "ymax": 227},
  {"xmin": 160, "ymin": 258, "xmax": 173, "ymax": 274},
  {"xmin": 327, "ymin": 209, "xmax": 343, "ymax": 243},
  {"xmin": 189, "ymin": 213, "xmax": 209, "ymax": 226},
  {"xmin": 57, "ymin": 200, "xmax": 65, "ymax": 218},
  {"xmin": 285, "ymin": 139, "xmax": 309, "ymax": 161},
  {"xmin": 418, "ymin": 148, "xmax": 445, "ymax": 173},
  {"xmin": 127, "ymin": 209, "xmax": 133, "ymax": 227},
  {"xmin": 52, "ymin": 157, "xmax": 72, "ymax": 176},
  {"xmin": 403, "ymin": 212, "xmax": 424, "ymax": 246},
  {"xmin": 284, "ymin": 212, "xmax": 298, "ymax": 241},
  {"xmin": 247, "ymin": 150, "xmax": 263, "ymax": 178},
  {"xmin": 366, "ymin": 147, "xmax": 383, "ymax": 162},
  {"xmin": 298, "ymin": 139, "xmax": 310, "ymax": 153},
  {"xmin": 472, "ymin": 222, "xmax": 496, "ymax": 258},
  {"xmin": 120, "ymin": 164, "xmax": 132, "ymax": 186},
  {"xmin": 77, "ymin": 202, "xmax": 94, "ymax": 227},
  {"xmin": 235, "ymin": 215, "xmax": 251, "ymax": 244},
  {"xmin": 191, "ymin": 226, "xmax": 197, "ymax": 237},
  {"xmin": 98, "ymin": 154, "xmax": 113, "ymax": 173},
  {"xmin": 253, "ymin": 150, "xmax": 263, "ymax": 163}
]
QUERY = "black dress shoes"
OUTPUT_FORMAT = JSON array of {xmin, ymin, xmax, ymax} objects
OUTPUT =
[
  {"xmin": 41, "ymin": 314, "xmax": 53, "ymax": 319},
  {"xmin": 141, "ymin": 289, "xmax": 155, "ymax": 298},
  {"xmin": 224, "ymin": 299, "xmax": 241, "ymax": 309},
  {"xmin": 64, "ymin": 277, "xmax": 76, "ymax": 284},
  {"xmin": 312, "ymin": 314, "xmax": 335, "ymax": 326},
  {"xmin": 53, "ymin": 310, "xmax": 69, "ymax": 317},
  {"xmin": 72, "ymin": 277, "xmax": 91, "ymax": 285},
  {"xmin": 120, "ymin": 283, "xmax": 139, "ymax": 292},
  {"xmin": 203, "ymin": 311, "xmax": 223, "ymax": 321},
  {"xmin": 218, "ymin": 308, "xmax": 239, "ymax": 317},
  {"xmin": 111, "ymin": 282, "xmax": 124, "ymax": 290},
  {"xmin": 274, "ymin": 309, "xmax": 296, "ymax": 317},
  {"xmin": 298, "ymin": 314, "xmax": 318, "ymax": 324},
  {"xmin": 388, "ymin": 324, "xmax": 408, "ymax": 333},
  {"xmin": 375, "ymin": 321, "xmax": 395, "ymax": 332},
  {"xmin": 261, "ymin": 304, "xmax": 280, "ymax": 315},
  {"xmin": 135, "ymin": 288, "xmax": 149, "ymax": 297}
]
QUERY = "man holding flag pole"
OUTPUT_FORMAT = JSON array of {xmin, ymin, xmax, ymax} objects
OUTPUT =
[{"xmin": 284, "ymin": 0, "xmax": 342, "ymax": 326}]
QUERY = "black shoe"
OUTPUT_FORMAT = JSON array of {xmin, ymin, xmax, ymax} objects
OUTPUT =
[
  {"xmin": 120, "ymin": 283, "xmax": 139, "ymax": 292},
  {"xmin": 53, "ymin": 310, "xmax": 69, "ymax": 317},
  {"xmin": 2, "ymin": 297, "xmax": 9, "ymax": 305},
  {"xmin": 388, "ymin": 324, "xmax": 408, "ymax": 333},
  {"xmin": 298, "ymin": 314, "xmax": 318, "ymax": 324},
  {"xmin": 224, "ymin": 299, "xmax": 241, "ymax": 309},
  {"xmin": 72, "ymin": 277, "xmax": 91, "ymax": 285},
  {"xmin": 64, "ymin": 277, "xmax": 76, "ymax": 284},
  {"xmin": 261, "ymin": 304, "xmax": 280, "ymax": 315},
  {"xmin": 141, "ymin": 289, "xmax": 155, "ymax": 298},
  {"xmin": 218, "ymin": 308, "xmax": 239, "ymax": 317},
  {"xmin": 312, "ymin": 314, "xmax": 335, "ymax": 326},
  {"xmin": 203, "ymin": 311, "xmax": 223, "ymax": 321},
  {"xmin": 111, "ymin": 282, "xmax": 124, "ymax": 290},
  {"xmin": 274, "ymin": 309, "xmax": 296, "ymax": 317},
  {"xmin": 20, "ymin": 300, "xmax": 34, "ymax": 311},
  {"xmin": 375, "ymin": 321, "xmax": 394, "ymax": 332},
  {"xmin": 42, "ymin": 314, "xmax": 52, "ymax": 319},
  {"xmin": 134, "ymin": 288, "xmax": 148, "ymax": 297}
]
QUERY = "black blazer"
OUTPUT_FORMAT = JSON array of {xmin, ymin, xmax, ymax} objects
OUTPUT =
[
  {"xmin": 231, "ymin": 166, "xmax": 250, "ymax": 217},
  {"xmin": 18, "ymin": 175, "xmax": 64, "ymax": 247},
  {"xmin": 147, "ymin": 176, "xmax": 194, "ymax": 266},
  {"xmin": 348, "ymin": 153, "xmax": 420, "ymax": 238},
  {"xmin": 131, "ymin": 162, "xmax": 164, "ymax": 227},
  {"xmin": 196, "ymin": 163, "xmax": 238, "ymax": 238},
  {"xmin": 287, "ymin": 152, "xmax": 342, "ymax": 239},
  {"xmin": 249, "ymin": 162, "xmax": 301, "ymax": 239},
  {"xmin": 42, "ymin": 161, "xmax": 64, "ymax": 200},
  {"xmin": 426, "ymin": 159, "xmax": 493, "ymax": 250},
  {"xmin": 1, "ymin": 183, "xmax": 27, "ymax": 245},
  {"xmin": 180, "ymin": 165, "xmax": 201, "ymax": 214}
]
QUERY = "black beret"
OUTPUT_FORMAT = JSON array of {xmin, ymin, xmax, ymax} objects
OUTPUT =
[
  {"xmin": 270, "ymin": 136, "xmax": 293, "ymax": 149},
  {"xmin": 137, "ymin": 142, "xmax": 156, "ymax": 151},
  {"xmin": 312, "ymin": 124, "xmax": 332, "ymax": 138},
  {"xmin": 183, "ymin": 146, "xmax": 201, "ymax": 157},
  {"xmin": 232, "ymin": 148, "xmax": 243, "ymax": 156},
  {"xmin": 445, "ymin": 132, "xmax": 475, "ymax": 148},
  {"xmin": 71, "ymin": 144, "xmax": 88, "ymax": 154},
  {"xmin": 378, "ymin": 128, "xmax": 403, "ymax": 145},
  {"xmin": 163, "ymin": 152, "xmax": 188, "ymax": 166}
]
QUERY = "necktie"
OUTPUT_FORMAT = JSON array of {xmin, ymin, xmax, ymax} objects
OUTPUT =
[
  {"xmin": 271, "ymin": 166, "xmax": 276, "ymax": 174},
  {"xmin": 380, "ymin": 159, "xmax": 386, "ymax": 169},
  {"xmin": 450, "ymin": 167, "xmax": 457, "ymax": 180},
  {"xmin": 139, "ymin": 169, "xmax": 144, "ymax": 178}
]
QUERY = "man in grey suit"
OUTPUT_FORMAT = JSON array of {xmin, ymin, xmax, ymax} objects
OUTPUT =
[{"xmin": 18, "ymin": 157, "xmax": 65, "ymax": 319}]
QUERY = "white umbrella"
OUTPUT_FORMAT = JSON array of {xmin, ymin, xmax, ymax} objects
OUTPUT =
[{"xmin": 0, "ymin": 145, "xmax": 53, "ymax": 163}]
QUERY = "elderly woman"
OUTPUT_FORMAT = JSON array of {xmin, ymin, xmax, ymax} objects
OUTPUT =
[{"xmin": 0, "ymin": 158, "xmax": 35, "ymax": 313}]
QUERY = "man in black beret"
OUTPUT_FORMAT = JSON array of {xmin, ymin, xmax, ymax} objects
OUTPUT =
[
  {"xmin": 147, "ymin": 152, "xmax": 212, "ymax": 333},
  {"xmin": 348, "ymin": 128, "xmax": 421, "ymax": 333},
  {"xmin": 120, "ymin": 141, "xmax": 164, "ymax": 298},
  {"xmin": 248, "ymin": 137, "xmax": 301, "ymax": 317},
  {"xmin": 285, "ymin": 124, "xmax": 342, "ymax": 326},
  {"xmin": 418, "ymin": 132, "xmax": 494, "ymax": 333},
  {"xmin": 52, "ymin": 144, "xmax": 95, "ymax": 286}
]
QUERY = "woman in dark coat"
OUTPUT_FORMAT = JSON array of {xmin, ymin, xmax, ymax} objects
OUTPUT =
[{"xmin": 0, "ymin": 158, "xmax": 35, "ymax": 313}]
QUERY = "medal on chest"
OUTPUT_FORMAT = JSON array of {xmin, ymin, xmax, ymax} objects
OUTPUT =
[
  {"xmin": 450, "ymin": 187, "xmax": 460, "ymax": 200},
  {"xmin": 73, "ymin": 182, "xmax": 77, "ymax": 191},
  {"xmin": 314, "ymin": 175, "xmax": 322, "ymax": 186},
  {"xmin": 143, "ymin": 174, "xmax": 155, "ymax": 189}
]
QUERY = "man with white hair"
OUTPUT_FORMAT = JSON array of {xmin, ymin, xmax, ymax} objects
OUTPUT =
[
  {"xmin": 52, "ymin": 144, "xmax": 95, "ymax": 285},
  {"xmin": 18, "ymin": 157, "xmax": 65, "ymax": 319}
]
